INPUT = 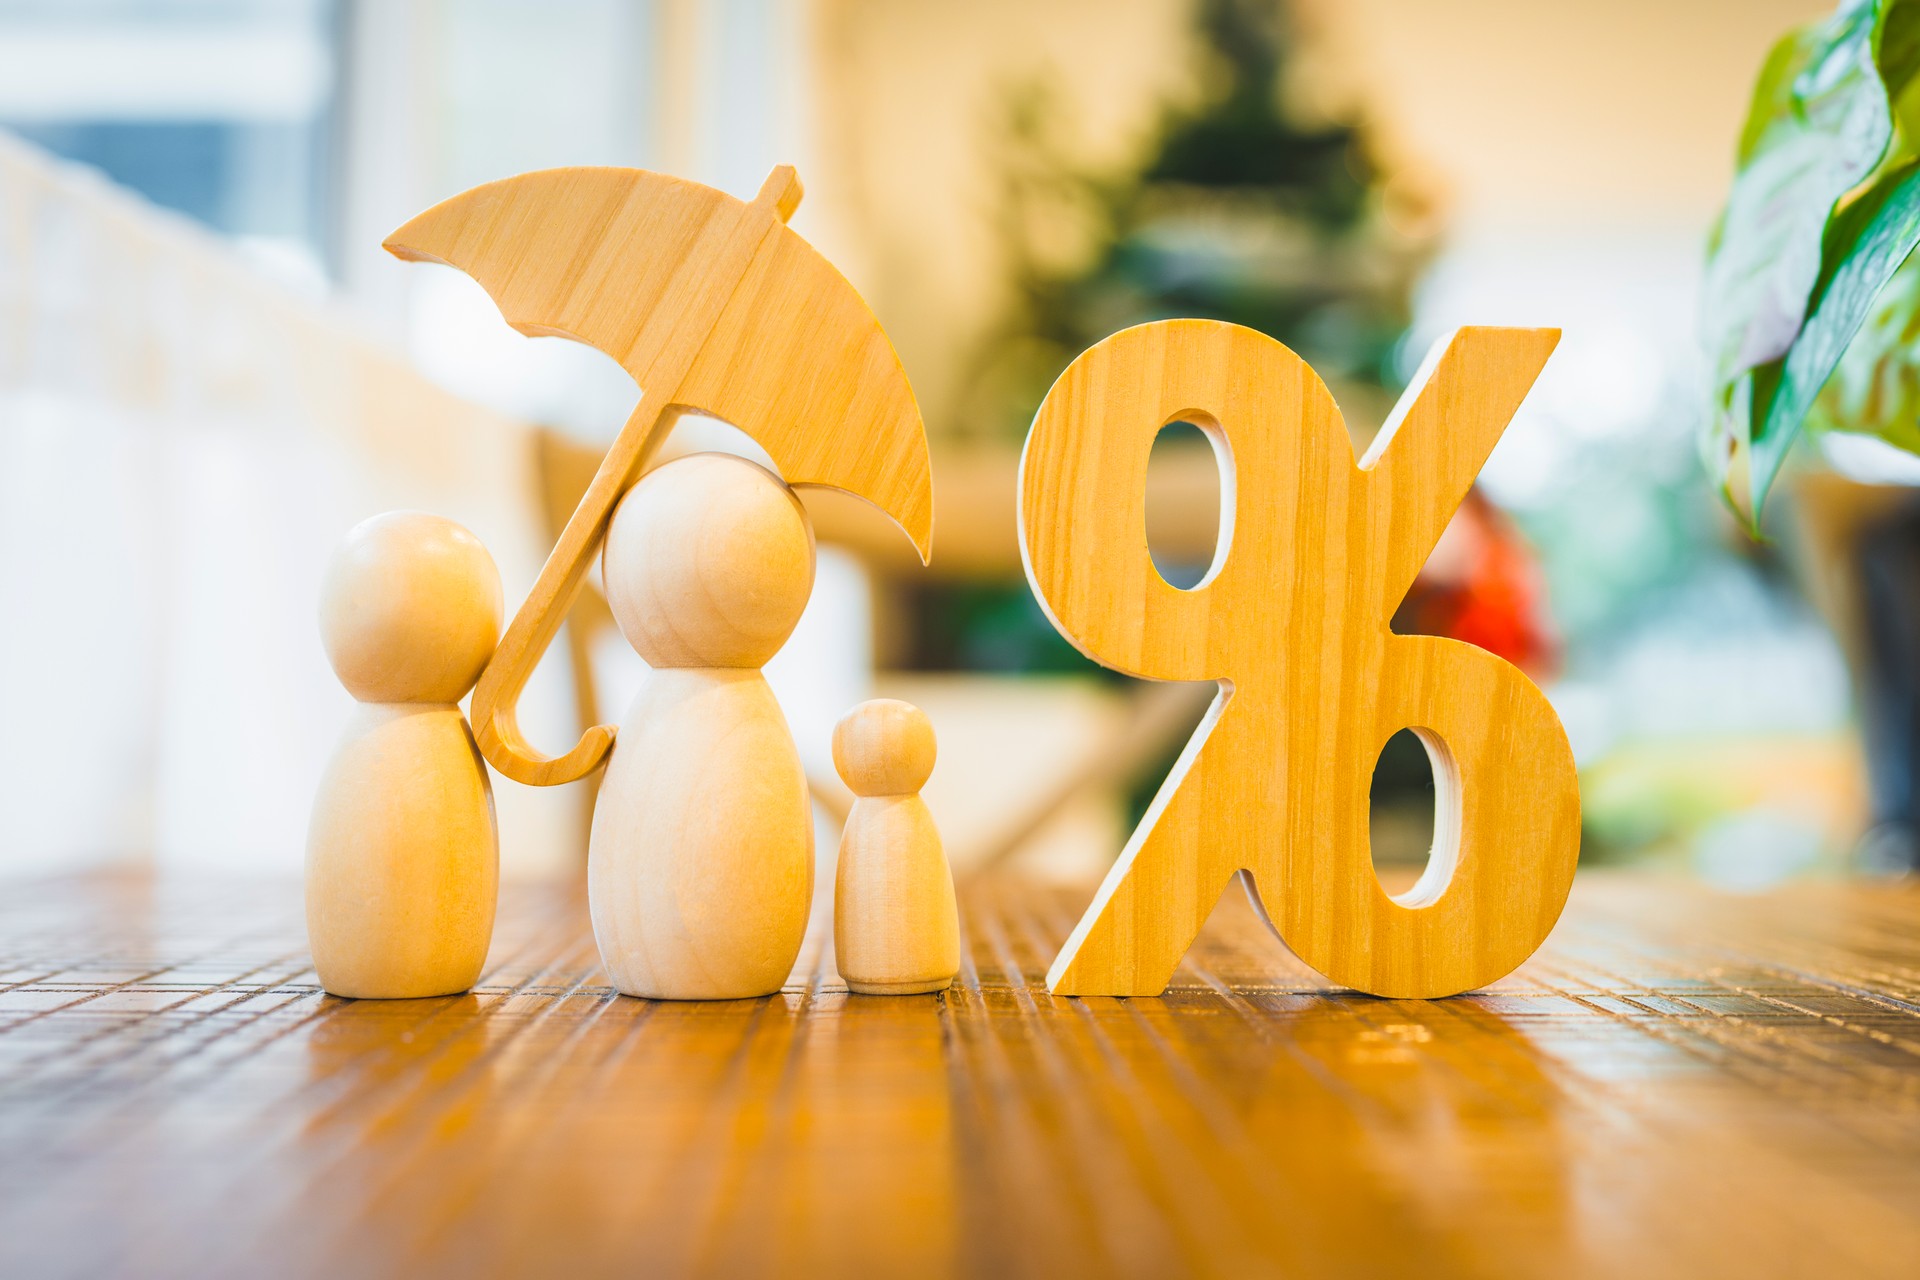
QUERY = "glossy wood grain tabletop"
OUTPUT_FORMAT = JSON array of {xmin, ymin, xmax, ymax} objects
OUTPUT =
[{"xmin": 0, "ymin": 870, "xmax": 1916, "ymax": 1278}]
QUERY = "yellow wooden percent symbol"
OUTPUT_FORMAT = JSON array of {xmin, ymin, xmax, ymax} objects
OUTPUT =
[{"xmin": 1020, "ymin": 320, "xmax": 1580, "ymax": 998}]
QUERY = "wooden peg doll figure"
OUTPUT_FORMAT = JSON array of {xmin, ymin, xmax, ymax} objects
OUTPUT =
[
  {"xmin": 589, "ymin": 453, "xmax": 816, "ymax": 1000},
  {"xmin": 307, "ymin": 512, "xmax": 503, "ymax": 999},
  {"xmin": 832, "ymin": 699, "xmax": 960, "ymax": 995}
]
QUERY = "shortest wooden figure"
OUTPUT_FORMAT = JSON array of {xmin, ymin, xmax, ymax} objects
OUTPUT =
[
  {"xmin": 832, "ymin": 700, "xmax": 960, "ymax": 995},
  {"xmin": 307, "ymin": 512, "xmax": 503, "ymax": 999}
]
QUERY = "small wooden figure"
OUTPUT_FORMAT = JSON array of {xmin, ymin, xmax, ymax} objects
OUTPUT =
[
  {"xmin": 307, "ymin": 512, "xmax": 503, "ymax": 999},
  {"xmin": 1020, "ymin": 321, "xmax": 1582, "ymax": 999},
  {"xmin": 588, "ymin": 453, "xmax": 815, "ymax": 1000},
  {"xmin": 832, "ymin": 700, "xmax": 960, "ymax": 995}
]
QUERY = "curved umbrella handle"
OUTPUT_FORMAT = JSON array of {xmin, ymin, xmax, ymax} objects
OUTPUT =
[
  {"xmin": 461, "ymin": 171, "xmax": 798, "ymax": 786},
  {"xmin": 470, "ymin": 387, "xmax": 678, "ymax": 785}
]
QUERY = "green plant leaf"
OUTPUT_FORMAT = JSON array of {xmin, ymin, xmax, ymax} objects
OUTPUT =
[
  {"xmin": 1879, "ymin": 0, "xmax": 1920, "ymax": 141},
  {"xmin": 1702, "ymin": 0, "xmax": 1889, "ymax": 406},
  {"xmin": 1809, "ymin": 249, "xmax": 1920, "ymax": 453},
  {"xmin": 1747, "ymin": 159, "xmax": 1920, "ymax": 513},
  {"xmin": 1806, "ymin": 0, "xmax": 1920, "ymax": 458}
]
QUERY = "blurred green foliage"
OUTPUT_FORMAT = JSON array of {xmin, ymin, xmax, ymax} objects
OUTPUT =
[{"xmin": 954, "ymin": 0, "xmax": 1427, "ymax": 443}]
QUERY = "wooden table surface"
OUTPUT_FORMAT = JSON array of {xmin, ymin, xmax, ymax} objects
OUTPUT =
[{"xmin": 0, "ymin": 871, "xmax": 1917, "ymax": 1279}]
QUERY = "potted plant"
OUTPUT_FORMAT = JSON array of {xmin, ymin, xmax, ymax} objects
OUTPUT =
[{"xmin": 1704, "ymin": 0, "xmax": 1920, "ymax": 870}]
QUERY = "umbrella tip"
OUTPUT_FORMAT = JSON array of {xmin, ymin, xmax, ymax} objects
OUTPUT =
[
  {"xmin": 381, "ymin": 208, "xmax": 450, "ymax": 265},
  {"xmin": 757, "ymin": 166, "xmax": 804, "ymax": 223}
]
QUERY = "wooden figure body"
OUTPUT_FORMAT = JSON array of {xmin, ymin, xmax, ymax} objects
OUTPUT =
[
  {"xmin": 832, "ymin": 700, "xmax": 959, "ymax": 995},
  {"xmin": 1019, "ymin": 320, "xmax": 1581, "ymax": 999},
  {"xmin": 589, "ymin": 453, "xmax": 815, "ymax": 1000},
  {"xmin": 307, "ymin": 512, "xmax": 503, "ymax": 999}
]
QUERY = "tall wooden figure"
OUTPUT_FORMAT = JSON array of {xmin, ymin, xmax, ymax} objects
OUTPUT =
[
  {"xmin": 833, "ymin": 699, "xmax": 960, "ymax": 995},
  {"xmin": 589, "ymin": 453, "xmax": 816, "ymax": 1000},
  {"xmin": 307, "ymin": 512, "xmax": 503, "ymax": 999}
]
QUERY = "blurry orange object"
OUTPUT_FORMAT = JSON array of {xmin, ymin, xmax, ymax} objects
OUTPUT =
[{"xmin": 1393, "ymin": 489, "xmax": 1558, "ymax": 677}]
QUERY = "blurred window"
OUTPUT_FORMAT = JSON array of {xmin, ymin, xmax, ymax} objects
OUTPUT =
[{"xmin": 0, "ymin": 0, "xmax": 337, "ymax": 280}]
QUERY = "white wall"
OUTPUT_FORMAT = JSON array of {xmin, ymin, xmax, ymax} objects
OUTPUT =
[{"xmin": 0, "ymin": 135, "xmax": 581, "ymax": 877}]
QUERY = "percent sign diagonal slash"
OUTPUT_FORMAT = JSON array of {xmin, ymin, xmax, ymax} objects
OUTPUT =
[{"xmin": 385, "ymin": 165, "xmax": 935, "ymax": 787}]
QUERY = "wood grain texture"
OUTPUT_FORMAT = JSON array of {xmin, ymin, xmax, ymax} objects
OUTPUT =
[
  {"xmin": 588, "ymin": 456, "xmax": 815, "ymax": 1000},
  {"xmin": 306, "ymin": 705, "xmax": 498, "ymax": 999},
  {"xmin": 1019, "ymin": 320, "xmax": 1580, "ymax": 998},
  {"xmin": 307, "ymin": 513, "xmax": 502, "ymax": 999},
  {"xmin": 833, "ymin": 700, "xmax": 960, "ymax": 994},
  {"xmin": 590, "ymin": 670, "xmax": 813, "ymax": 999},
  {"xmin": 0, "ymin": 871, "xmax": 1916, "ymax": 1278},
  {"xmin": 384, "ymin": 165, "xmax": 934, "ymax": 787}
]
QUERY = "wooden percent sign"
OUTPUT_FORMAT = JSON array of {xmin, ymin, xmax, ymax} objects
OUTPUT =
[
  {"xmin": 385, "ymin": 166, "xmax": 934, "ymax": 786},
  {"xmin": 1021, "ymin": 321, "xmax": 1581, "ymax": 999}
]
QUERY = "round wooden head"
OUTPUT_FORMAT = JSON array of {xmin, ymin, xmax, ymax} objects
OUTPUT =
[
  {"xmin": 833, "ymin": 699, "xmax": 936, "ymax": 797},
  {"xmin": 320, "ymin": 511, "xmax": 503, "ymax": 704},
  {"xmin": 603, "ymin": 453, "xmax": 816, "ymax": 668}
]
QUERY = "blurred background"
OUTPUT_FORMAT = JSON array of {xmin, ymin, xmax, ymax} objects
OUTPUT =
[{"xmin": 0, "ymin": 0, "xmax": 1882, "ymax": 890}]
